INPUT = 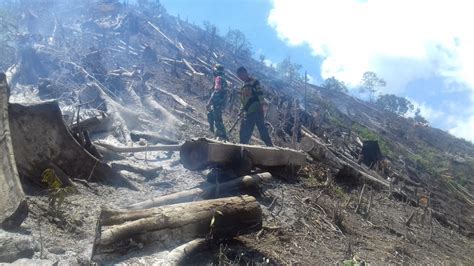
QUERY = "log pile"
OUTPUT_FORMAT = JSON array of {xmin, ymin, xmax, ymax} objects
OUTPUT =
[
  {"xmin": 94, "ymin": 195, "xmax": 262, "ymax": 261},
  {"xmin": 91, "ymin": 172, "xmax": 273, "ymax": 261}
]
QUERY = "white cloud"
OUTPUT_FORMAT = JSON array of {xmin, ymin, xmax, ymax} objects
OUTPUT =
[
  {"xmin": 263, "ymin": 58, "xmax": 275, "ymax": 68},
  {"xmin": 268, "ymin": 0, "xmax": 474, "ymax": 89},
  {"xmin": 268, "ymin": 0, "xmax": 474, "ymax": 141},
  {"xmin": 306, "ymin": 74, "xmax": 316, "ymax": 84},
  {"xmin": 450, "ymin": 115, "xmax": 474, "ymax": 142},
  {"xmin": 410, "ymin": 100, "xmax": 444, "ymax": 122}
]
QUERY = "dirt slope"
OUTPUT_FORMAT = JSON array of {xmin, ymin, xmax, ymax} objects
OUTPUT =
[{"xmin": 0, "ymin": 0, "xmax": 472, "ymax": 264}]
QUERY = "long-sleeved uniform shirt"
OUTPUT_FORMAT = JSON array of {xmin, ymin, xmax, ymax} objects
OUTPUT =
[{"xmin": 240, "ymin": 77, "xmax": 264, "ymax": 114}]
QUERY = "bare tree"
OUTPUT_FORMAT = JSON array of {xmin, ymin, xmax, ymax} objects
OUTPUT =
[
  {"xmin": 359, "ymin": 71, "xmax": 386, "ymax": 101},
  {"xmin": 224, "ymin": 29, "xmax": 252, "ymax": 59},
  {"xmin": 276, "ymin": 56, "xmax": 302, "ymax": 82}
]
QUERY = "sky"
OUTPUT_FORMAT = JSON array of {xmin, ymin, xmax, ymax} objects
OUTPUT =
[{"xmin": 160, "ymin": 0, "xmax": 474, "ymax": 143}]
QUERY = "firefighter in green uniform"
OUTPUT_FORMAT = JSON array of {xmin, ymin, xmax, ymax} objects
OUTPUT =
[
  {"xmin": 236, "ymin": 66, "xmax": 273, "ymax": 146},
  {"xmin": 207, "ymin": 64, "xmax": 228, "ymax": 140}
]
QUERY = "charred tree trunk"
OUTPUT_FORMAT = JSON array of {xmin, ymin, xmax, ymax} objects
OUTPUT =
[
  {"xmin": 359, "ymin": 140, "xmax": 382, "ymax": 168},
  {"xmin": 8, "ymin": 101, "xmax": 137, "ymax": 190}
]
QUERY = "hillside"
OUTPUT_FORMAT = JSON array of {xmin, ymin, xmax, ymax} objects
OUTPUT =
[{"xmin": 1, "ymin": 0, "xmax": 473, "ymax": 264}]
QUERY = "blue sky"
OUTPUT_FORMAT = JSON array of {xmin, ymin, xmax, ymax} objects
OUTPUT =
[
  {"xmin": 160, "ymin": 0, "xmax": 474, "ymax": 143},
  {"xmin": 161, "ymin": 0, "xmax": 322, "ymax": 81}
]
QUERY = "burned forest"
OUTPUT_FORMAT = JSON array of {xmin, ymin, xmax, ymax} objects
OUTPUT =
[{"xmin": 0, "ymin": 0, "xmax": 473, "ymax": 265}]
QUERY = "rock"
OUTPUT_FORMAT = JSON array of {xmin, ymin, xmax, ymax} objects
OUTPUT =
[
  {"xmin": 11, "ymin": 258, "xmax": 57, "ymax": 266},
  {"xmin": 0, "ymin": 230, "xmax": 36, "ymax": 263},
  {"xmin": 48, "ymin": 246, "xmax": 66, "ymax": 255}
]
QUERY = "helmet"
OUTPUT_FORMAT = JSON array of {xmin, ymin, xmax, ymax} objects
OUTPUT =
[{"xmin": 213, "ymin": 64, "xmax": 224, "ymax": 76}]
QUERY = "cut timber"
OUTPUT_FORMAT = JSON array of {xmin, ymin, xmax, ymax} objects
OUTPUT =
[
  {"xmin": 152, "ymin": 86, "xmax": 195, "ymax": 112},
  {"xmin": 8, "ymin": 101, "xmax": 137, "ymax": 190},
  {"xmin": 95, "ymin": 142, "xmax": 181, "ymax": 153},
  {"xmin": 130, "ymin": 130, "xmax": 179, "ymax": 145},
  {"xmin": 96, "ymin": 195, "xmax": 261, "ymax": 250},
  {"xmin": 172, "ymin": 109, "xmax": 208, "ymax": 127},
  {"xmin": 0, "ymin": 73, "xmax": 28, "ymax": 230},
  {"xmin": 301, "ymin": 127, "xmax": 418, "ymax": 202},
  {"xmin": 166, "ymin": 238, "xmax": 206, "ymax": 265},
  {"xmin": 183, "ymin": 59, "xmax": 204, "ymax": 76},
  {"xmin": 147, "ymin": 21, "xmax": 182, "ymax": 52},
  {"xmin": 127, "ymin": 172, "xmax": 272, "ymax": 210},
  {"xmin": 180, "ymin": 138, "xmax": 306, "ymax": 171},
  {"xmin": 111, "ymin": 162, "xmax": 163, "ymax": 179},
  {"xmin": 301, "ymin": 128, "xmax": 388, "ymax": 189}
]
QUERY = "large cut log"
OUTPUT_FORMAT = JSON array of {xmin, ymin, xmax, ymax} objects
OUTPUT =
[
  {"xmin": 180, "ymin": 138, "xmax": 306, "ymax": 171},
  {"xmin": 0, "ymin": 73, "xmax": 28, "ymax": 230},
  {"xmin": 127, "ymin": 172, "xmax": 272, "ymax": 210},
  {"xmin": 96, "ymin": 195, "xmax": 261, "ymax": 249},
  {"xmin": 8, "ymin": 100, "xmax": 137, "ymax": 190}
]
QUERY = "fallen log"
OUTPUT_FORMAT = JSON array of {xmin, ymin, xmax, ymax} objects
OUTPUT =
[
  {"xmin": 147, "ymin": 21, "xmax": 182, "ymax": 52},
  {"xmin": 111, "ymin": 162, "xmax": 163, "ymax": 179},
  {"xmin": 172, "ymin": 109, "xmax": 208, "ymax": 127},
  {"xmin": 130, "ymin": 130, "xmax": 180, "ymax": 145},
  {"xmin": 180, "ymin": 138, "xmax": 306, "ymax": 171},
  {"xmin": 300, "ymin": 128, "xmax": 389, "ymax": 189},
  {"xmin": 8, "ymin": 100, "xmax": 137, "ymax": 190},
  {"xmin": 70, "ymin": 113, "xmax": 113, "ymax": 134},
  {"xmin": 183, "ymin": 58, "xmax": 205, "ymax": 76},
  {"xmin": 95, "ymin": 142, "xmax": 181, "ymax": 153},
  {"xmin": 127, "ymin": 172, "xmax": 272, "ymax": 210},
  {"xmin": 152, "ymin": 86, "xmax": 195, "ymax": 112},
  {"xmin": 0, "ymin": 73, "xmax": 28, "ymax": 230},
  {"xmin": 96, "ymin": 195, "xmax": 261, "ymax": 249},
  {"xmin": 166, "ymin": 238, "xmax": 206, "ymax": 265},
  {"xmin": 62, "ymin": 60, "xmax": 119, "ymax": 100}
]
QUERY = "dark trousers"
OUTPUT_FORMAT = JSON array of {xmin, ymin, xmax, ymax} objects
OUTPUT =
[
  {"xmin": 207, "ymin": 108, "xmax": 227, "ymax": 139},
  {"xmin": 239, "ymin": 110, "xmax": 273, "ymax": 146}
]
